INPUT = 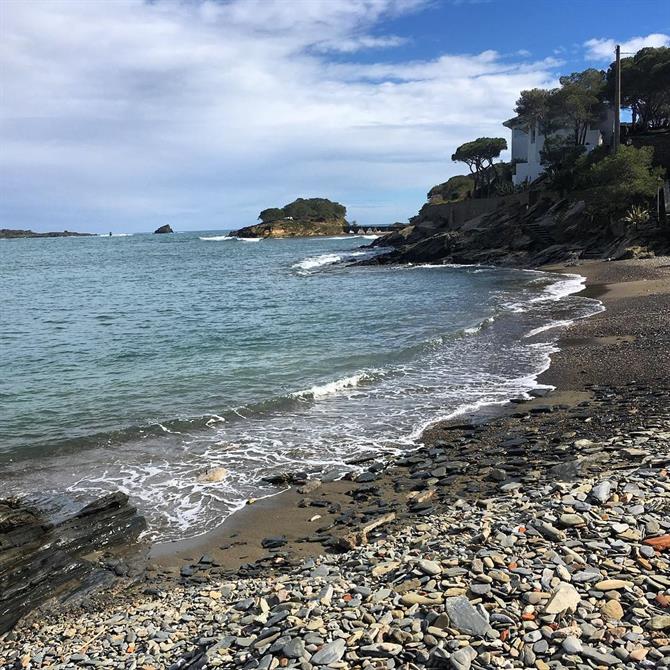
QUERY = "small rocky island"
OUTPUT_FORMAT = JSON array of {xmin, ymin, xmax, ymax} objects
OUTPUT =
[
  {"xmin": 153, "ymin": 224, "xmax": 174, "ymax": 234},
  {"xmin": 230, "ymin": 198, "xmax": 348, "ymax": 238},
  {"xmin": 0, "ymin": 229, "xmax": 93, "ymax": 239}
]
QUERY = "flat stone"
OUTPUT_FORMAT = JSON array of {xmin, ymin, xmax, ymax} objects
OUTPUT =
[
  {"xmin": 562, "ymin": 636, "xmax": 583, "ymax": 654},
  {"xmin": 359, "ymin": 642, "xmax": 402, "ymax": 657},
  {"xmin": 401, "ymin": 592, "xmax": 443, "ymax": 606},
  {"xmin": 310, "ymin": 638, "xmax": 346, "ymax": 665},
  {"xmin": 595, "ymin": 580, "xmax": 633, "ymax": 591},
  {"xmin": 600, "ymin": 600, "xmax": 624, "ymax": 621},
  {"xmin": 282, "ymin": 638, "xmax": 306, "ymax": 659},
  {"xmin": 445, "ymin": 596, "xmax": 493, "ymax": 637},
  {"xmin": 417, "ymin": 559, "xmax": 441, "ymax": 576},
  {"xmin": 591, "ymin": 481, "xmax": 612, "ymax": 504},
  {"xmin": 559, "ymin": 513, "xmax": 586, "ymax": 527},
  {"xmin": 649, "ymin": 615, "xmax": 670, "ymax": 630},
  {"xmin": 544, "ymin": 582, "xmax": 580, "ymax": 614},
  {"xmin": 581, "ymin": 644, "xmax": 622, "ymax": 666},
  {"xmin": 450, "ymin": 645, "xmax": 477, "ymax": 670}
]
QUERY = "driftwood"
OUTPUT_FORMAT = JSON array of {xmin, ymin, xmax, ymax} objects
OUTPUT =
[{"xmin": 336, "ymin": 513, "xmax": 396, "ymax": 551}]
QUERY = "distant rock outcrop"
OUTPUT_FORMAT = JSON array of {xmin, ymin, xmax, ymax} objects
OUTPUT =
[
  {"xmin": 230, "ymin": 197, "xmax": 348, "ymax": 238},
  {"xmin": 365, "ymin": 190, "xmax": 670, "ymax": 268},
  {"xmin": 0, "ymin": 493, "xmax": 147, "ymax": 633},
  {"xmin": 154, "ymin": 224, "xmax": 174, "ymax": 234},
  {"xmin": 0, "ymin": 229, "xmax": 93, "ymax": 239}
]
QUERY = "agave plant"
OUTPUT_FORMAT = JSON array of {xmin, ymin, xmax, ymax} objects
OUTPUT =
[{"xmin": 622, "ymin": 205, "xmax": 650, "ymax": 228}]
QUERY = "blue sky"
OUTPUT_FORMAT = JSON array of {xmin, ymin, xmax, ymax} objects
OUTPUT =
[{"xmin": 1, "ymin": 0, "xmax": 668, "ymax": 233}]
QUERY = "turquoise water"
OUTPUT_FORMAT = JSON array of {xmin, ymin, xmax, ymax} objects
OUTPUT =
[{"xmin": 0, "ymin": 232, "xmax": 599, "ymax": 539}]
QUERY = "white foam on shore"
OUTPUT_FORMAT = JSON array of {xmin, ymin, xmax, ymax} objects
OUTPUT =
[
  {"xmin": 464, "ymin": 316, "xmax": 495, "ymax": 335},
  {"xmin": 293, "ymin": 253, "xmax": 342, "ymax": 271},
  {"xmin": 199, "ymin": 235, "xmax": 234, "ymax": 241},
  {"xmin": 292, "ymin": 372, "xmax": 370, "ymax": 399},
  {"xmin": 99, "ymin": 233, "xmax": 132, "ymax": 237},
  {"xmin": 524, "ymin": 319, "xmax": 576, "ymax": 338}
]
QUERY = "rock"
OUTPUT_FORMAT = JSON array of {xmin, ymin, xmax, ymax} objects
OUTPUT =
[
  {"xmin": 310, "ymin": 638, "xmax": 346, "ymax": 665},
  {"xmin": 261, "ymin": 536, "xmax": 287, "ymax": 549},
  {"xmin": 559, "ymin": 513, "xmax": 586, "ymax": 527},
  {"xmin": 401, "ymin": 592, "xmax": 443, "ymax": 606},
  {"xmin": 153, "ymin": 224, "xmax": 173, "ymax": 234},
  {"xmin": 417, "ymin": 559, "xmax": 441, "ymax": 576},
  {"xmin": 643, "ymin": 534, "xmax": 670, "ymax": 550},
  {"xmin": 360, "ymin": 642, "xmax": 402, "ymax": 657},
  {"xmin": 590, "ymin": 480, "xmax": 612, "ymax": 503},
  {"xmin": 562, "ymin": 636, "xmax": 583, "ymax": 654},
  {"xmin": 544, "ymin": 582, "xmax": 581, "ymax": 614},
  {"xmin": 600, "ymin": 600, "xmax": 624, "ymax": 621},
  {"xmin": 297, "ymin": 479, "xmax": 322, "ymax": 494},
  {"xmin": 594, "ymin": 579, "xmax": 633, "ymax": 591},
  {"xmin": 282, "ymin": 638, "xmax": 306, "ymax": 659},
  {"xmin": 444, "ymin": 596, "xmax": 493, "ymax": 637},
  {"xmin": 0, "ymin": 494, "xmax": 146, "ymax": 634},
  {"xmin": 581, "ymin": 644, "xmax": 622, "ymax": 666},
  {"xmin": 649, "ymin": 615, "xmax": 670, "ymax": 630},
  {"xmin": 197, "ymin": 467, "xmax": 228, "ymax": 483},
  {"xmin": 450, "ymin": 645, "xmax": 477, "ymax": 670}
]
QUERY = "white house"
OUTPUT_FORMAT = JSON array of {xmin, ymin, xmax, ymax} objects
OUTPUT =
[{"xmin": 503, "ymin": 107, "xmax": 616, "ymax": 186}]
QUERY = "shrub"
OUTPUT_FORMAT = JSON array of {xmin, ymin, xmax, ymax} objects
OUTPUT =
[{"xmin": 581, "ymin": 145, "xmax": 664, "ymax": 215}]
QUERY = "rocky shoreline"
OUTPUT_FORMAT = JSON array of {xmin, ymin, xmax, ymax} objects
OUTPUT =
[{"xmin": 2, "ymin": 258, "xmax": 669, "ymax": 668}]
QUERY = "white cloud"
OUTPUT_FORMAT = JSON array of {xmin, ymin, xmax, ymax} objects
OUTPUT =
[
  {"xmin": 584, "ymin": 33, "xmax": 670, "ymax": 61},
  {"xmin": 0, "ymin": 0, "xmax": 558, "ymax": 231}
]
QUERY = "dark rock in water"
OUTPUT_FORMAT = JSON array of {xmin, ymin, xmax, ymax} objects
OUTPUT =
[
  {"xmin": 154, "ymin": 224, "xmax": 174, "ymax": 234},
  {"xmin": 262, "ymin": 472, "xmax": 308, "ymax": 486},
  {"xmin": 0, "ymin": 492, "xmax": 147, "ymax": 633}
]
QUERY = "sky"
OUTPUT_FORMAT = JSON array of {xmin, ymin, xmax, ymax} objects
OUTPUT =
[{"xmin": 1, "ymin": 0, "xmax": 669, "ymax": 233}]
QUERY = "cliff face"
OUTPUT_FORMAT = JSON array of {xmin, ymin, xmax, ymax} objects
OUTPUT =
[
  {"xmin": 369, "ymin": 192, "xmax": 669, "ymax": 267},
  {"xmin": 230, "ymin": 218, "xmax": 348, "ymax": 238}
]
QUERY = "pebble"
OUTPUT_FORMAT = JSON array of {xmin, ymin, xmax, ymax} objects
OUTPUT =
[{"xmin": 2, "ymin": 405, "xmax": 669, "ymax": 670}]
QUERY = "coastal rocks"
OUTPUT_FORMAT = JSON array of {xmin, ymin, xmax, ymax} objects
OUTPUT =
[
  {"xmin": 197, "ymin": 467, "xmax": 228, "ymax": 483},
  {"xmin": 0, "ymin": 493, "xmax": 146, "ymax": 634},
  {"xmin": 153, "ymin": 224, "xmax": 173, "ymax": 234},
  {"xmin": 364, "ymin": 187, "xmax": 670, "ymax": 268}
]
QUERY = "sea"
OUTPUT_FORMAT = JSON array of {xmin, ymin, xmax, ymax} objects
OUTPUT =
[{"xmin": 0, "ymin": 231, "xmax": 602, "ymax": 541}]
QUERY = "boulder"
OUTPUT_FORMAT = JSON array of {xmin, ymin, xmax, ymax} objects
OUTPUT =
[
  {"xmin": 0, "ymin": 493, "xmax": 147, "ymax": 633},
  {"xmin": 154, "ymin": 224, "xmax": 173, "ymax": 234}
]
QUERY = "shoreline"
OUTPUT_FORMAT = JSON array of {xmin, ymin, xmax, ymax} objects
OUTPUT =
[
  {"xmin": 144, "ymin": 257, "xmax": 669, "ymax": 575},
  {"xmin": 146, "ymin": 265, "xmax": 595, "ymax": 572},
  {"xmin": 2, "ymin": 256, "xmax": 670, "ymax": 669}
]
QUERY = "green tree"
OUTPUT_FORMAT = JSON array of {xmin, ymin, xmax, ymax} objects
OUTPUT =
[
  {"xmin": 548, "ymin": 69, "xmax": 607, "ymax": 145},
  {"xmin": 258, "ymin": 198, "xmax": 347, "ymax": 224},
  {"xmin": 514, "ymin": 88, "xmax": 552, "ymax": 132},
  {"xmin": 451, "ymin": 137, "xmax": 508, "ymax": 196},
  {"xmin": 582, "ymin": 145, "xmax": 664, "ymax": 214},
  {"xmin": 258, "ymin": 207, "xmax": 284, "ymax": 223},
  {"xmin": 606, "ymin": 46, "xmax": 670, "ymax": 128}
]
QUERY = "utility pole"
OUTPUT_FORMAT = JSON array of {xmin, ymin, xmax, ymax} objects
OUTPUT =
[{"xmin": 613, "ymin": 44, "xmax": 621, "ymax": 154}]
